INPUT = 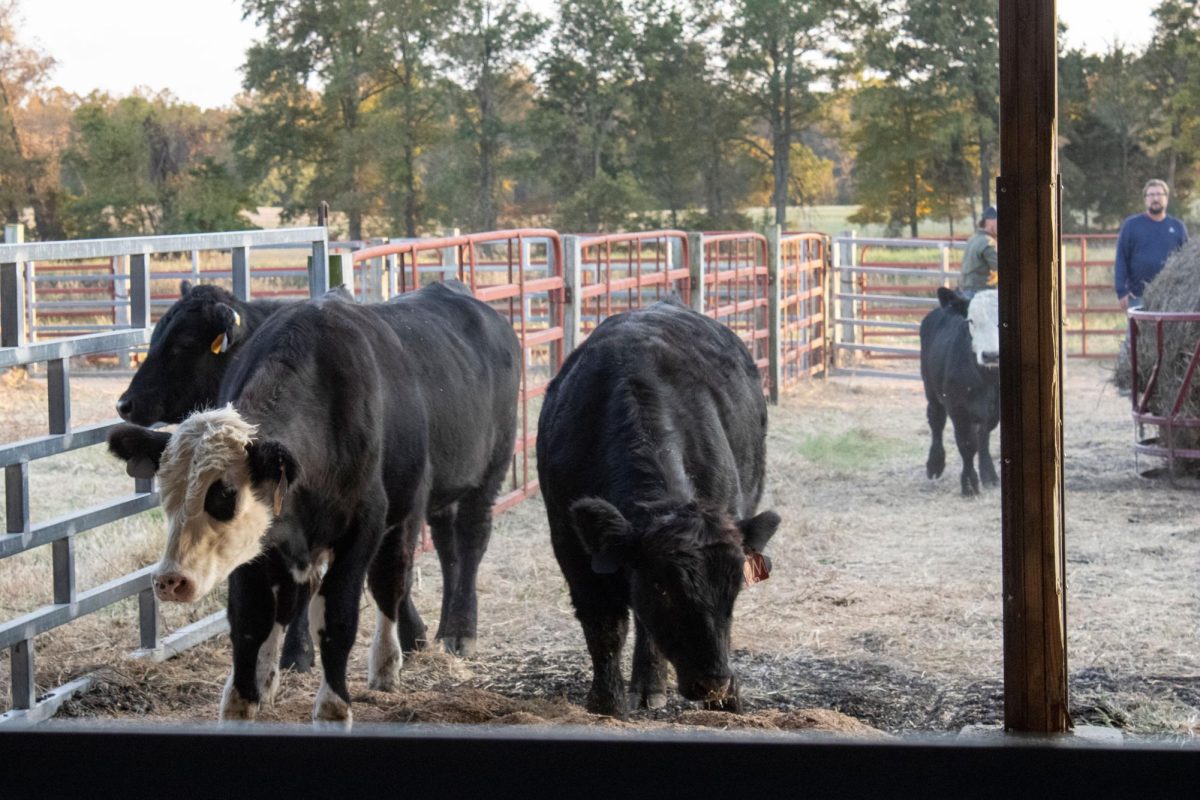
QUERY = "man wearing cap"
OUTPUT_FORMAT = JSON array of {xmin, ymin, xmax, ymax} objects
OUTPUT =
[
  {"xmin": 1114, "ymin": 179, "xmax": 1189, "ymax": 311},
  {"xmin": 959, "ymin": 206, "xmax": 998, "ymax": 296}
]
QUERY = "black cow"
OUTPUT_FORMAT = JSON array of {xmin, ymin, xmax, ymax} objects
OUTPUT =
[
  {"xmin": 117, "ymin": 282, "xmax": 294, "ymax": 426},
  {"xmin": 920, "ymin": 287, "xmax": 1001, "ymax": 496},
  {"xmin": 116, "ymin": 281, "xmax": 350, "ymax": 671},
  {"xmin": 108, "ymin": 281, "xmax": 519, "ymax": 725},
  {"xmin": 536, "ymin": 300, "xmax": 780, "ymax": 718}
]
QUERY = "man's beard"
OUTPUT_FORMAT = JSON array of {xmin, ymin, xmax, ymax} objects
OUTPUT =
[{"xmin": 1149, "ymin": 201, "xmax": 1165, "ymax": 214}]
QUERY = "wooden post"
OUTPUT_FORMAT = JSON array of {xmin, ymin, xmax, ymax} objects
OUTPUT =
[{"xmin": 998, "ymin": 0, "xmax": 1070, "ymax": 733}]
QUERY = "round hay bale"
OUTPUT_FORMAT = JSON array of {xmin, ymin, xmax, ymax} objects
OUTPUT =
[{"xmin": 1113, "ymin": 238, "xmax": 1200, "ymax": 457}]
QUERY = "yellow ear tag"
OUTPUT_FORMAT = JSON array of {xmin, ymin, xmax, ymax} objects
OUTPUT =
[{"xmin": 210, "ymin": 333, "xmax": 229, "ymax": 354}]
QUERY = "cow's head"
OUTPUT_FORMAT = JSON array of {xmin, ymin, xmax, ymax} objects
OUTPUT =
[
  {"xmin": 107, "ymin": 406, "xmax": 296, "ymax": 603},
  {"xmin": 966, "ymin": 290, "xmax": 1000, "ymax": 369},
  {"xmin": 117, "ymin": 282, "xmax": 248, "ymax": 425},
  {"xmin": 571, "ymin": 498, "xmax": 779, "ymax": 706},
  {"xmin": 937, "ymin": 287, "xmax": 1000, "ymax": 369}
]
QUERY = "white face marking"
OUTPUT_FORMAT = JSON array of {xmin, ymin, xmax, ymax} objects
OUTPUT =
[
  {"xmin": 967, "ymin": 290, "xmax": 1000, "ymax": 368},
  {"xmin": 368, "ymin": 610, "xmax": 402, "ymax": 692},
  {"xmin": 153, "ymin": 406, "xmax": 274, "ymax": 601}
]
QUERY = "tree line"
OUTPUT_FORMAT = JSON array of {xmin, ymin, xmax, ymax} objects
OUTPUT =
[{"xmin": 0, "ymin": 0, "xmax": 1195, "ymax": 242}]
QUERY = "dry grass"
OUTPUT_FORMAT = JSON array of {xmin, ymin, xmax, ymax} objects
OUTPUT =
[{"xmin": 3, "ymin": 362, "xmax": 1198, "ymax": 739}]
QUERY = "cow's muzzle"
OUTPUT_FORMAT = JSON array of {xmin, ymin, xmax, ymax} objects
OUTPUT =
[
  {"xmin": 116, "ymin": 394, "xmax": 161, "ymax": 426},
  {"xmin": 154, "ymin": 571, "xmax": 196, "ymax": 603},
  {"xmin": 980, "ymin": 351, "xmax": 1000, "ymax": 368}
]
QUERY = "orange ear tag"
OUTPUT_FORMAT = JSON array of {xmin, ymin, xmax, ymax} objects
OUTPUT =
[
  {"xmin": 743, "ymin": 552, "xmax": 771, "ymax": 588},
  {"xmin": 211, "ymin": 333, "xmax": 229, "ymax": 354}
]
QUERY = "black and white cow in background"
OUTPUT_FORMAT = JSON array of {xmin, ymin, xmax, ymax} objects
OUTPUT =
[
  {"xmin": 537, "ymin": 299, "xmax": 780, "ymax": 718},
  {"xmin": 115, "ymin": 281, "xmax": 349, "ymax": 671},
  {"xmin": 920, "ymin": 287, "xmax": 1001, "ymax": 497},
  {"xmin": 109, "ymin": 281, "xmax": 519, "ymax": 725}
]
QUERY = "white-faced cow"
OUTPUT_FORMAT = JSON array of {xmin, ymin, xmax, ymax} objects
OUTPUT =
[
  {"xmin": 537, "ymin": 300, "xmax": 780, "ymax": 718},
  {"xmin": 109, "ymin": 281, "xmax": 519, "ymax": 725},
  {"xmin": 920, "ymin": 287, "xmax": 1001, "ymax": 496},
  {"xmin": 116, "ymin": 281, "xmax": 348, "ymax": 672}
]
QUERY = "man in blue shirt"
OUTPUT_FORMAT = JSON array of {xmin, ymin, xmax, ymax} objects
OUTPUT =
[{"xmin": 1114, "ymin": 179, "xmax": 1189, "ymax": 310}]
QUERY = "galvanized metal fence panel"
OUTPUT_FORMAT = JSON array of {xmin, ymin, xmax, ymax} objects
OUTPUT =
[
  {"xmin": 0, "ymin": 227, "xmax": 329, "ymax": 724},
  {"xmin": 830, "ymin": 233, "xmax": 1123, "ymax": 380}
]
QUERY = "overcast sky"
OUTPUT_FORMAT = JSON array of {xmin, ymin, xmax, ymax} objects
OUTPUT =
[{"xmin": 18, "ymin": 0, "xmax": 1160, "ymax": 110}]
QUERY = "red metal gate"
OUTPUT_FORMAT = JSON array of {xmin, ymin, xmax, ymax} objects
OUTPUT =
[
  {"xmin": 778, "ymin": 233, "xmax": 827, "ymax": 389},
  {"xmin": 351, "ymin": 229, "xmax": 565, "ymax": 513},
  {"xmin": 702, "ymin": 233, "xmax": 771, "ymax": 390}
]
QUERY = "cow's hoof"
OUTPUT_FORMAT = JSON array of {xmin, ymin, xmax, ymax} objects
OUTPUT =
[
  {"xmin": 926, "ymin": 463, "xmax": 944, "ymax": 479},
  {"xmin": 440, "ymin": 635, "xmax": 477, "ymax": 658},
  {"xmin": 313, "ymin": 683, "xmax": 352, "ymax": 728},
  {"xmin": 628, "ymin": 691, "xmax": 668, "ymax": 710},
  {"xmin": 586, "ymin": 691, "xmax": 628, "ymax": 719},
  {"xmin": 981, "ymin": 474, "xmax": 999, "ymax": 488},
  {"xmin": 368, "ymin": 667, "xmax": 400, "ymax": 693},
  {"xmin": 220, "ymin": 679, "xmax": 258, "ymax": 722}
]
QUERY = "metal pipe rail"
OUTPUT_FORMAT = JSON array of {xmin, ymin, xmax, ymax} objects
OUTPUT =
[
  {"xmin": 0, "ymin": 226, "xmax": 330, "ymax": 723},
  {"xmin": 6, "ymin": 229, "xmax": 337, "ymax": 348}
]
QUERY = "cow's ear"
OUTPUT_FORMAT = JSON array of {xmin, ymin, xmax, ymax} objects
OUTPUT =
[
  {"xmin": 936, "ymin": 286, "xmax": 958, "ymax": 308},
  {"xmin": 570, "ymin": 498, "xmax": 634, "ymax": 574},
  {"xmin": 247, "ymin": 440, "xmax": 298, "ymax": 515},
  {"xmin": 738, "ymin": 510, "xmax": 780, "ymax": 553},
  {"xmin": 210, "ymin": 302, "xmax": 245, "ymax": 353},
  {"xmin": 107, "ymin": 424, "xmax": 171, "ymax": 479},
  {"xmin": 180, "ymin": 279, "xmax": 192, "ymax": 297}
]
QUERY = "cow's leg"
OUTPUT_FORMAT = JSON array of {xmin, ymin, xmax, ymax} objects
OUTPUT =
[
  {"xmin": 548, "ymin": 503, "xmax": 630, "ymax": 717},
  {"xmin": 926, "ymin": 399, "xmax": 947, "ymax": 479},
  {"xmin": 438, "ymin": 488, "xmax": 498, "ymax": 657},
  {"xmin": 977, "ymin": 424, "xmax": 999, "ymax": 487},
  {"xmin": 279, "ymin": 576, "xmax": 314, "ymax": 672},
  {"xmin": 367, "ymin": 490, "xmax": 427, "ymax": 692},
  {"xmin": 312, "ymin": 494, "xmax": 386, "ymax": 728},
  {"xmin": 628, "ymin": 619, "xmax": 668, "ymax": 710},
  {"xmin": 950, "ymin": 410, "xmax": 981, "ymax": 496},
  {"xmin": 978, "ymin": 389, "xmax": 1001, "ymax": 488},
  {"xmin": 579, "ymin": 602, "xmax": 630, "ymax": 718},
  {"xmin": 428, "ymin": 505, "xmax": 461, "ymax": 652},
  {"xmin": 222, "ymin": 558, "xmax": 283, "ymax": 722}
]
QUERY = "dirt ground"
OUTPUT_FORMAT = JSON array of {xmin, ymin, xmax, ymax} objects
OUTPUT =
[{"xmin": 2, "ymin": 359, "xmax": 1197, "ymax": 739}]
